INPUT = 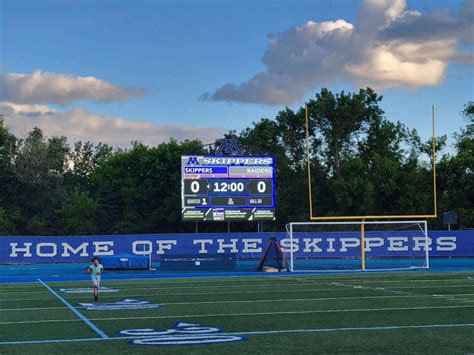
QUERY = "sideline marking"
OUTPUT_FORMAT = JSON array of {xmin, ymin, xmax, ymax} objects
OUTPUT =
[
  {"xmin": 1, "ymin": 323, "xmax": 474, "ymax": 346},
  {"xmin": 37, "ymin": 278, "xmax": 109, "ymax": 339},
  {"xmin": 2, "ymin": 304, "xmax": 474, "ymax": 326}
]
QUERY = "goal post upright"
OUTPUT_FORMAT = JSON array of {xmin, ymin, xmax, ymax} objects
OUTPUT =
[
  {"xmin": 432, "ymin": 104, "xmax": 437, "ymax": 218},
  {"xmin": 304, "ymin": 105, "xmax": 438, "ymax": 222},
  {"xmin": 361, "ymin": 221, "xmax": 365, "ymax": 271},
  {"xmin": 289, "ymin": 223, "xmax": 294, "ymax": 272},
  {"xmin": 305, "ymin": 106, "xmax": 314, "ymax": 218},
  {"xmin": 424, "ymin": 220, "xmax": 430, "ymax": 270}
]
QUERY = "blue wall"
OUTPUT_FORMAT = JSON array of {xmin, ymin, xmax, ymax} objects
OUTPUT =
[{"xmin": 1, "ymin": 231, "xmax": 473, "ymax": 263}]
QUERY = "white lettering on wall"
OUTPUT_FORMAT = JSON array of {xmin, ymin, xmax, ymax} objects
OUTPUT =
[
  {"xmin": 242, "ymin": 239, "xmax": 262, "ymax": 253},
  {"xmin": 303, "ymin": 238, "xmax": 322, "ymax": 253},
  {"xmin": 93, "ymin": 241, "xmax": 114, "ymax": 256},
  {"xmin": 132, "ymin": 241, "xmax": 153, "ymax": 255},
  {"xmin": 61, "ymin": 242, "xmax": 89, "ymax": 257},
  {"xmin": 9, "ymin": 243, "xmax": 33, "ymax": 257},
  {"xmin": 217, "ymin": 239, "xmax": 238, "ymax": 253},
  {"xmin": 340, "ymin": 238, "xmax": 360, "ymax": 252},
  {"xmin": 156, "ymin": 240, "xmax": 177, "ymax": 255},
  {"xmin": 436, "ymin": 236, "xmax": 456, "ymax": 251},
  {"xmin": 193, "ymin": 239, "xmax": 213, "ymax": 254},
  {"xmin": 364, "ymin": 237, "xmax": 384, "ymax": 251},
  {"xmin": 387, "ymin": 237, "xmax": 408, "ymax": 251},
  {"xmin": 36, "ymin": 243, "xmax": 57, "ymax": 257},
  {"xmin": 280, "ymin": 238, "xmax": 299, "ymax": 253},
  {"xmin": 413, "ymin": 237, "xmax": 432, "ymax": 251},
  {"xmin": 327, "ymin": 238, "xmax": 336, "ymax": 252}
]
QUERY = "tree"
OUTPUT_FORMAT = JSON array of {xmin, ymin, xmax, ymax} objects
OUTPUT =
[
  {"xmin": 57, "ymin": 191, "xmax": 98, "ymax": 235},
  {"xmin": 0, "ymin": 208, "xmax": 18, "ymax": 235},
  {"xmin": 438, "ymin": 102, "xmax": 474, "ymax": 228},
  {"xmin": 307, "ymin": 88, "xmax": 384, "ymax": 179},
  {"xmin": 66, "ymin": 141, "xmax": 113, "ymax": 190},
  {"xmin": 91, "ymin": 139, "xmax": 206, "ymax": 234},
  {"xmin": 0, "ymin": 126, "xmax": 19, "ymax": 212},
  {"xmin": 12, "ymin": 128, "xmax": 71, "ymax": 234}
]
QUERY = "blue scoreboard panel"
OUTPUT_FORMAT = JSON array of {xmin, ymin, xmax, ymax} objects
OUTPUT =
[{"xmin": 181, "ymin": 156, "xmax": 276, "ymax": 221}]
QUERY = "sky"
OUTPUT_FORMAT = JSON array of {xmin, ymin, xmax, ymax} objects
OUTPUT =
[{"xmin": 0, "ymin": 0, "xmax": 473, "ymax": 149}]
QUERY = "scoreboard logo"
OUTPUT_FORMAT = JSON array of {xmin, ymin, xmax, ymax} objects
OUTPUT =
[
  {"xmin": 183, "ymin": 156, "xmax": 274, "ymax": 167},
  {"xmin": 186, "ymin": 157, "xmax": 200, "ymax": 165},
  {"xmin": 202, "ymin": 157, "xmax": 273, "ymax": 166}
]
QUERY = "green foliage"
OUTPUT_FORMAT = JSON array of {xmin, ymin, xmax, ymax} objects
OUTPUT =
[
  {"xmin": 307, "ymin": 88, "xmax": 384, "ymax": 178},
  {"xmin": 0, "ymin": 91, "xmax": 472, "ymax": 235},
  {"xmin": 90, "ymin": 139, "xmax": 205, "ymax": 233},
  {"xmin": 437, "ymin": 102, "xmax": 474, "ymax": 227},
  {"xmin": 57, "ymin": 191, "xmax": 98, "ymax": 235},
  {"xmin": 0, "ymin": 208, "xmax": 18, "ymax": 235},
  {"xmin": 0, "ymin": 127, "xmax": 18, "ymax": 210}
]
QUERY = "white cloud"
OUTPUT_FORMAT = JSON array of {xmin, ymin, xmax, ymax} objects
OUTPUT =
[
  {"xmin": 1, "ymin": 102, "xmax": 56, "ymax": 114},
  {"xmin": 202, "ymin": 0, "xmax": 473, "ymax": 105},
  {"xmin": 0, "ymin": 103, "xmax": 223, "ymax": 147},
  {"xmin": 0, "ymin": 70, "xmax": 146, "ymax": 105},
  {"xmin": 344, "ymin": 41, "xmax": 451, "ymax": 87},
  {"xmin": 201, "ymin": 19, "xmax": 354, "ymax": 105},
  {"xmin": 0, "ymin": 71, "xmax": 221, "ymax": 146}
]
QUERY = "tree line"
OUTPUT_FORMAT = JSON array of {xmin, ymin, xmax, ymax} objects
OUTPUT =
[{"xmin": 0, "ymin": 88, "xmax": 472, "ymax": 235}]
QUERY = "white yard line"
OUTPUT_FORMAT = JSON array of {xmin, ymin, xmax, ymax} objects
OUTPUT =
[
  {"xmin": 1, "ymin": 304, "xmax": 473, "ymax": 326},
  {"xmin": 0, "ymin": 306, "xmax": 67, "ymax": 312},
  {"xmin": 1, "ymin": 284, "xmax": 473, "ymax": 303},
  {"xmin": 0, "ymin": 281, "xmax": 305, "ymax": 294},
  {"xmin": 37, "ymin": 279, "xmax": 109, "ymax": 339},
  {"xmin": 0, "ymin": 282, "xmax": 334, "ymax": 295},
  {"xmin": 3, "ymin": 293, "xmax": 474, "ymax": 312},
  {"xmin": 0, "ymin": 287, "xmax": 355, "ymax": 302}
]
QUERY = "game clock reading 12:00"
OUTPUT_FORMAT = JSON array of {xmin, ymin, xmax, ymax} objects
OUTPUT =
[{"xmin": 181, "ymin": 156, "xmax": 276, "ymax": 221}]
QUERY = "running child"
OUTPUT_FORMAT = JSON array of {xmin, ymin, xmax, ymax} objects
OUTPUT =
[{"xmin": 86, "ymin": 257, "xmax": 104, "ymax": 301}]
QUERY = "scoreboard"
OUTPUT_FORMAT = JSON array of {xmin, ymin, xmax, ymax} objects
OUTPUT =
[{"xmin": 181, "ymin": 156, "xmax": 276, "ymax": 221}]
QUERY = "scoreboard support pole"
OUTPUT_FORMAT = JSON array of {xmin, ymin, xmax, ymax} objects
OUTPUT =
[{"xmin": 195, "ymin": 221, "xmax": 199, "ymax": 234}]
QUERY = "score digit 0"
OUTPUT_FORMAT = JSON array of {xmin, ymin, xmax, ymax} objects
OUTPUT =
[
  {"xmin": 257, "ymin": 181, "xmax": 266, "ymax": 193},
  {"xmin": 190, "ymin": 180, "xmax": 200, "ymax": 193}
]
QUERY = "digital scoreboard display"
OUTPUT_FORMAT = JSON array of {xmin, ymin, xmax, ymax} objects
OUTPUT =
[{"xmin": 181, "ymin": 156, "xmax": 276, "ymax": 221}]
